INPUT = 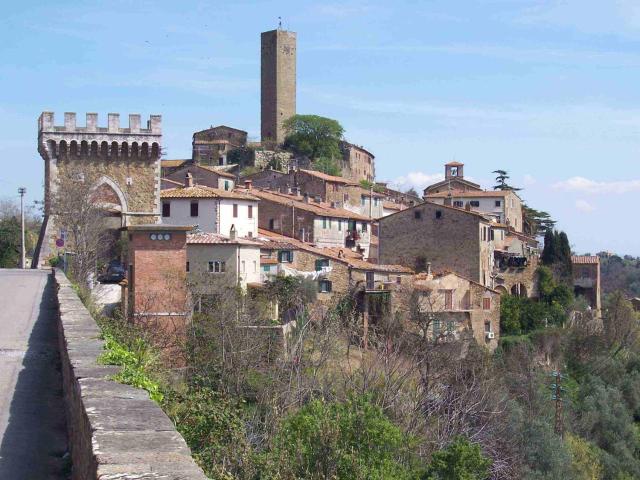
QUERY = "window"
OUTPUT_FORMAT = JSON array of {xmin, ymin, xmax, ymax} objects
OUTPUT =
[
  {"xmin": 435, "ymin": 210, "xmax": 442, "ymax": 219},
  {"xmin": 323, "ymin": 217, "xmax": 328, "ymax": 229},
  {"xmin": 444, "ymin": 290, "xmax": 453, "ymax": 310},
  {"xmin": 247, "ymin": 231, "xmax": 253, "ymax": 238},
  {"xmin": 447, "ymin": 320, "xmax": 454, "ymax": 333},
  {"xmin": 482, "ymin": 228, "xmax": 486, "ymax": 242},
  {"xmin": 269, "ymin": 218, "xmax": 275, "ymax": 230},
  {"xmin": 396, "ymin": 276, "xmax": 401, "ymax": 284},
  {"xmin": 414, "ymin": 210, "xmax": 422, "ymax": 220},
  {"xmin": 319, "ymin": 280, "xmax": 332, "ymax": 293},
  {"xmin": 483, "ymin": 298, "xmax": 491, "ymax": 310},
  {"xmin": 315, "ymin": 258, "xmax": 330, "ymax": 271},
  {"xmin": 361, "ymin": 222, "xmax": 367, "ymax": 232},
  {"xmin": 186, "ymin": 261, "xmax": 190, "ymax": 272},
  {"xmin": 190, "ymin": 201, "xmax": 199, "ymax": 217},
  {"xmin": 338, "ymin": 220, "xmax": 342, "ymax": 231},
  {"xmin": 218, "ymin": 156, "xmax": 224, "ymax": 165},
  {"xmin": 248, "ymin": 205, "xmax": 253, "ymax": 219},
  {"xmin": 278, "ymin": 250, "xmax": 293, "ymax": 263},
  {"xmin": 374, "ymin": 197, "xmax": 379, "ymax": 206},
  {"xmin": 453, "ymin": 200, "xmax": 464, "ymax": 208},
  {"xmin": 224, "ymin": 180, "xmax": 230, "ymax": 191},
  {"xmin": 162, "ymin": 202, "xmax": 170, "ymax": 217},
  {"xmin": 495, "ymin": 200, "xmax": 501, "ymax": 207},
  {"xmin": 433, "ymin": 319, "xmax": 441, "ymax": 339},
  {"xmin": 209, "ymin": 261, "xmax": 226, "ymax": 273},
  {"xmin": 361, "ymin": 195, "xmax": 366, "ymax": 206},
  {"xmin": 484, "ymin": 321, "xmax": 491, "ymax": 332},
  {"xmin": 233, "ymin": 204, "xmax": 238, "ymax": 218},
  {"xmin": 470, "ymin": 200, "xmax": 480, "ymax": 207}
]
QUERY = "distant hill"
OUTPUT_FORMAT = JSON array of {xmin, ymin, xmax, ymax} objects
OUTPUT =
[{"xmin": 599, "ymin": 254, "xmax": 640, "ymax": 297}]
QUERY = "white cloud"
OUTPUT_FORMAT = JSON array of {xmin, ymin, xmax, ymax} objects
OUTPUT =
[
  {"xmin": 553, "ymin": 176, "xmax": 640, "ymax": 194},
  {"xmin": 389, "ymin": 172, "xmax": 443, "ymax": 192},
  {"xmin": 575, "ymin": 199, "xmax": 596, "ymax": 213}
]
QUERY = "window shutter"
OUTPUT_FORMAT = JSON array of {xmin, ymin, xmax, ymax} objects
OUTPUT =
[{"xmin": 315, "ymin": 259, "xmax": 322, "ymax": 271}]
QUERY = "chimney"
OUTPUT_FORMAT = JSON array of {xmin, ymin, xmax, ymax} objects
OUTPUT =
[
  {"xmin": 244, "ymin": 179, "xmax": 253, "ymax": 190},
  {"xmin": 426, "ymin": 262, "xmax": 432, "ymax": 278},
  {"xmin": 230, "ymin": 224, "xmax": 237, "ymax": 240},
  {"xmin": 314, "ymin": 195, "xmax": 322, "ymax": 203},
  {"xmin": 185, "ymin": 172, "xmax": 194, "ymax": 187},
  {"xmin": 303, "ymin": 193, "xmax": 310, "ymax": 203}
]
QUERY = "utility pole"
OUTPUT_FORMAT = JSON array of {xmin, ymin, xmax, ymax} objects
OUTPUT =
[
  {"xmin": 18, "ymin": 187, "xmax": 26, "ymax": 269},
  {"xmin": 551, "ymin": 370, "xmax": 565, "ymax": 438}
]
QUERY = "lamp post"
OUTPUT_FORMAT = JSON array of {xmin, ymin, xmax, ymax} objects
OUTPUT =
[{"xmin": 18, "ymin": 187, "xmax": 26, "ymax": 269}]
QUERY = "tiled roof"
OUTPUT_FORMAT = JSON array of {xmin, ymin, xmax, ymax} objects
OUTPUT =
[
  {"xmin": 572, "ymin": 256, "xmax": 600, "ymax": 265},
  {"xmin": 256, "ymin": 229, "xmax": 412, "ymax": 274},
  {"xmin": 196, "ymin": 165, "xmax": 236, "ymax": 179},
  {"xmin": 161, "ymin": 185, "xmax": 259, "ymax": 201},
  {"xmin": 250, "ymin": 188, "xmax": 371, "ymax": 221},
  {"xmin": 445, "ymin": 161, "xmax": 464, "ymax": 166},
  {"xmin": 382, "ymin": 201, "xmax": 404, "ymax": 211},
  {"xmin": 381, "ymin": 200, "xmax": 496, "ymax": 223},
  {"xmin": 187, "ymin": 232, "xmax": 261, "ymax": 246},
  {"xmin": 298, "ymin": 169, "xmax": 358, "ymax": 185},
  {"xmin": 413, "ymin": 270, "xmax": 499, "ymax": 294},
  {"xmin": 425, "ymin": 189, "xmax": 516, "ymax": 198},
  {"xmin": 161, "ymin": 159, "xmax": 190, "ymax": 168}
]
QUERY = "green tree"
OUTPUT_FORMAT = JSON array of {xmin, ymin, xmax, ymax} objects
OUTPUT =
[
  {"xmin": 523, "ymin": 205, "xmax": 556, "ymax": 237},
  {"xmin": 313, "ymin": 156, "xmax": 342, "ymax": 176},
  {"xmin": 0, "ymin": 216, "xmax": 21, "ymax": 267},
  {"xmin": 264, "ymin": 396, "xmax": 420, "ymax": 480},
  {"xmin": 283, "ymin": 114, "xmax": 344, "ymax": 161},
  {"xmin": 423, "ymin": 436, "xmax": 491, "ymax": 480},
  {"xmin": 565, "ymin": 434, "xmax": 603, "ymax": 480},
  {"xmin": 492, "ymin": 170, "xmax": 521, "ymax": 191}
]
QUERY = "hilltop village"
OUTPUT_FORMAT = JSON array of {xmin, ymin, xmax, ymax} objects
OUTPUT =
[{"xmin": 35, "ymin": 27, "xmax": 602, "ymax": 352}]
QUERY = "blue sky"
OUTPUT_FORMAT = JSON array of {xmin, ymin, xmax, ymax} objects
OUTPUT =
[{"xmin": 1, "ymin": 0, "xmax": 639, "ymax": 255}]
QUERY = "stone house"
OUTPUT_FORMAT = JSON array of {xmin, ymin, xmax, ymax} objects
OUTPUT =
[
  {"xmin": 192, "ymin": 125, "xmax": 248, "ymax": 166},
  {"xmin": 373, "ymin": 182, "xmax": 422, "ymax": 208},
  {"xmin": 379, "ymin": 201, "xmax": 496, "ymax": 288},
  {"xmin": 425, "ymin": 189, "xmax": 524, "ymax": 232},
  {"xmin": 423, "ymin": 162, "xmax": 482, "ymax": 195},
  {"xmin": 163, "ymin": 164, "xmax": 236, "ymax": 191},
  {"xmin": 339, "ymin": 141, "xmax": 375, "ymax": 183},
  {"xmin": 249, "ymin": 188, "xmax": 373, "ymax": 259},
  {"xmin": 160, "ymin": 174, "xmax": 259, "ymax": 238},
  {"xmin": 408, "ymin": 270, "xmax": 501, "ymax": 350},
  {"xmin": 160, "ymin": 159, "xmax": 190, "ymax": 177},
  {"xmin": 186, "ymin": 232, "xmax": 261, "ymax": 291},
  {"xmin": 572, "ymin": 256, "xmax": 602, "ymax": 315},
  {"xmin": 493, "ymin": 228, "xmax": 540, "ymax": 297},
  {"xmin": 122, "ymin": 225, "xmax": 191, "ymax": 333}
]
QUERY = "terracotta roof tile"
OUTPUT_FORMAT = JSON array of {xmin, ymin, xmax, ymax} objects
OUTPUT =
[
  {"xmin": 187, "ymin": 232, "xmax": 261, "ymax": 246},
  {"xmin": 572, "ymin": 255, "xmax": 600, "ymax": 265},
  {"xmin": 161, "ymin": 159, "xmax": 190, "ymax": 168},
  {"xmin": 250, "ymin": 188, "xmax": 371, "ymax": 221},
  {"xmin": 298, "ymin": 169, "xmax": 358, "ymax": 185},
  {"xmin": 425, "ymin": 190, "xmax": 516, "ymax": 198},
  {"xmin": 161, "ymin": 185, "xmax": 258, "ymax": 201}
]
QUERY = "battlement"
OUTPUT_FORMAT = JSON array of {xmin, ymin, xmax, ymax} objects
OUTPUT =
[{"xmin": 38, "ymin": 112, "xmax": 161, "ymax": 135}]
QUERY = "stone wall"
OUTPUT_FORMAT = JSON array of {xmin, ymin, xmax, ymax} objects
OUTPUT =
[{"xmin": 54, "ymin": 269, "xmax": 207, "ymax": 479}]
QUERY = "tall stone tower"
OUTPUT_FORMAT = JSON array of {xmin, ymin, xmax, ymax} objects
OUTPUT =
[{"xmin": 261, "ymin": 28, "xmax": 296, "ymax": 146}]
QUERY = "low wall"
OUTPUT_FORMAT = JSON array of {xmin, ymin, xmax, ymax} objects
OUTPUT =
[{"xmin": 54, "ymin": 269, "xmax": 208, "ymax": 479}]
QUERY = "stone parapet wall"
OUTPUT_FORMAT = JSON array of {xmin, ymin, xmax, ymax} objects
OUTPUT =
[{"xmin": 54, "ymin": 269, "xmax": 207, "ymax": 480}]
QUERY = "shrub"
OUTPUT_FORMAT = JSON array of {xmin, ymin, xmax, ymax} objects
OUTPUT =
[{"xmin": 423, "ymin": 436, "xmax": 491, "ymax": 480}]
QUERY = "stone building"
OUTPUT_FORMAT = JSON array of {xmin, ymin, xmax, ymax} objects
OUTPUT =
[
  {"xmin": 339, "ymin": 142, "xmax": 375, "ymax": 183},
  {"xmin": 36, "ymin": 112, "xmax": 162, "ymax": 266},
  {"xmin": 409, "ymin": 270, "xmax": 501, "ymax": 350},
  {"xmin": 249, "ymin": 188, "xmax": 373, "ymax": 259},
  {"xmin": 493, "ymin": 229, "xmax": 539, "ymax": 297},
  {"xmin": 243, "ymin": 168, "xmax": 384, "ymax": 218},
  {"xmin": 261, "ymin": 28, "xmax": 296, "ymax": 145},
  {"xmin": 423, "ymin": 162, "xmax": 481, "ymax": 195},
  {"xmin": 572, "ymin": 256, "xmax": 602, "ymax": 315},
  {"xmin": 379, "ymin": 201, "xmax": 496, "ymax": 288},
  {"xmin": 192, "ymin": 125, "xmax": 248, "ymax": 166},
  {"xmin": 425, "ymin": 190, "xmax": 524, "ymax": 232},
  {"xmin": 163, "ymin": 164, "xmax": 236, "ymax": 191}
]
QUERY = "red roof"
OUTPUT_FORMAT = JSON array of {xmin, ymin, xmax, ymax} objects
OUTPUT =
[
  {"xmin": 572, "ymin": 256, "xmax": 600, "ymax": 264},
  {"xmin": 187, "ymin": 232, "xmax": 261, "ymax": 246},
  {"xmin": 445, "ymin": 161, "xmax": 464, "ymax": 167}
]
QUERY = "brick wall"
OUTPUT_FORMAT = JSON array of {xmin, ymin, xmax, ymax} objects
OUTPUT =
[{"xmin": 54, "ymin": 269, "xmax": 207, "ymax": 479}]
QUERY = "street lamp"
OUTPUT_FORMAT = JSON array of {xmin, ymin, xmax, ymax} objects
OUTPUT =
[{"xmin": 18, "ymin": 187, "xmax": 26, "ymax": 269}]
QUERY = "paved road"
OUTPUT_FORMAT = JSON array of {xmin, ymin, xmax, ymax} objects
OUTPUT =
[{"xmin": 0, "ymin": 269, "xmax": 68, "ymax": 479}]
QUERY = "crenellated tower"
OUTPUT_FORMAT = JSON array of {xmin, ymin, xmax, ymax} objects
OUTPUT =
[{"xmin": 35, "ymin": 112, "xmax": 163, "ymax": 266}]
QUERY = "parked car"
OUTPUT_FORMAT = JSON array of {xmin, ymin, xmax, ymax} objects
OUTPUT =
[{"xmin": 98, "ymin": 261, "xmax": 126, "ymax": 284}]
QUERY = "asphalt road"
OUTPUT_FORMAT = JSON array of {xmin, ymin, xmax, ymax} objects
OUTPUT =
[{"xmin": 0, "ymin": 269, "xmax": 68, "ymax": 479}]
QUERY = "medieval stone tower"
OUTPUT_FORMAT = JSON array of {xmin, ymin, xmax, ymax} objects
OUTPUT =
[
  {"xmin": 36, "ymin": 112, "xmax": 162, "ymax": 265},
  {"xmin": 261, "ymin": 28, "xmax": 296, "ymax": 145}
]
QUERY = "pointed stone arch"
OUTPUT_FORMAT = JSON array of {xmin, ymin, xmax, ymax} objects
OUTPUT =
[{"xmin": 92, "ymin": 176, "xmax": 129, "ymax": 224}]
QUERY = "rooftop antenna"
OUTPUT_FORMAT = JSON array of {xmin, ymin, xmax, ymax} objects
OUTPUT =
[{"xmin": 278, "ymin": 16, "xmax": 282, "ymax": 30}]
